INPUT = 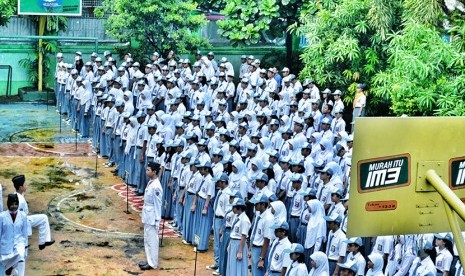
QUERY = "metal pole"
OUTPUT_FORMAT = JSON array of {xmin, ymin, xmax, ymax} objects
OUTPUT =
[
  {"xmin": 160, "ymin": 200, "xmax": 167, "ymax": 247},
  {"xmin": 75, "ymin": 117, "xmax": 78, "ymax": 152},
  {"xmin": 443, "ymin": 201, "xmax": 465, "ymax": 270},
  {"xmin": 425, "ymin": 169, "xmax": 465, "ymax": 222},
  {"xmin": 194, "ymin": 244, "xmax": 198, "ymax": 276},
  {"xmin": 94, "ymin": 143, "xmax": 99, "ymax": 178},
  {"xmin": 125, "ymin": 171, "xmax": 130, "ymax": 214},
  {"xmin": 59, "ymin": 103, "xmax": 62, "ymax": 133}
]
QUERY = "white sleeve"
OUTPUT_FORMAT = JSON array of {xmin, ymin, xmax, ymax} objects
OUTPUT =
[
  {"xmin": 314, "ymin": 236, "xmax": 323, "ymax": 252},
  {"xmin": 443, "ymin": 254, "xmax": 453, "ymax": 271},
  {"xmin": 338, "ymin": 237, "xmax": 347, "ymax": 257},
  {"xmin": 282, "ymin": 249, "xmax": 292, "ymax": 268},
  {"xmin": 393, "ymin": 254, "xmax": 415, "ymax": 276}
]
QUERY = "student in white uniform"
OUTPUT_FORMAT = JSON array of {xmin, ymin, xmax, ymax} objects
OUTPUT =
[
  {"xmin": 207, "ymin": 173, "xmax": 229, "ymax": 271},
  {"xmin": 248, "ymin": 194, "xmax": 272, "ymax": 276},
  {"xmin": 309, "ymin": 251, "xmax": 330, "ymax": 276},
  {"xmin": 408, "ymin": 239, "xmax": 436, "ymax": 276},
  {"xmin": 324, "ymin": 213, "xmax": 347, "ymax": 275},
  {"xmin": 0, "ymin": 194, "xmax": 28, "ymax": 276},
  {"xmin": 226, "ymin": 198, "xmax": 251, "ymax": 276},
  {"xmin": 12, "ymin": 175, "xmax": 54, "ymax": 250},
  {"xmin": 366, "ymin": 253, "xmax": 384, "ymax": 276},
  {"xmin": 434, "ymin": 233, "xmax": 454, "ymax": 276},
  {"xmin": 267, "ymin": 221, "xmax": 292, "ymax": 276},
  {"xmin": 139, "ymin": 162, "xmax": 163, "ymax": 271},
  {"xmin": 284, "ymin": 243, "xmax": 308, "ymax": 276},
  {"xmin": 343, "ymin": 237, "xmax": 366, "ymax": 276}
]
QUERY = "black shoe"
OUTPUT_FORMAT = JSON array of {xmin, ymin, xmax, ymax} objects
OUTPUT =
[
  {"xmin": 39, "ymin": 240, "xmax": 55, "ymax": 250},
  {"xmin": 135, "ymin": 192, "xmax": 144, "ymax": 196},
  {"xmin": 5, "ymin": 266, "xmax": 13, "ymax": 275},
  {"xmin": 140, "ymin": 264, "xmax": 153, "ymax": 270},
  {"xmin": 138, "ymin": 262, "xmax": 148, "ymax": 268}
]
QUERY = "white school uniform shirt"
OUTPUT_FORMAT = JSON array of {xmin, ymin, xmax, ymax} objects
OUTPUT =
[
  {"xmin": 230, "ymin": 212, "xmax": 251, "ymax": 239},
  {"xmin": 371, "ymin": 235, "xmax": 393, "ymax": 256},
  {"xmin": 224, "ymin": 210, "xmax": 236, "ymax": 228},
  {"xmin": 327, "ymin": 202, "xmax": 345, "ymax": 218},
  {"xmin": 121, "ymin": 123, "xmax": 131, "ymax": 142},
  {"xmin": 436, "ymin": 247, "xmax": 453, "ymax": 272},
  {"xmin": 252, "ymin": 209, "xmax": 274, "ymax": 247},
  {"xmin": 211, "ymin": 162, "xmax": 223, "ymax": 178},
  {"xmin": 145, "ymin": 134, "xmax": 158, "ymax": 158},
  {"xmin": 197, "ymin": 174, "xmax": 215, "ymax": 199},
  {"xmin": 135, "ymin": 125, "xmax": 149, "ymax": 148},
  {"xmin": 289, "ymin": 188, "xmax": 305, "ymax": 217},
  {"xmin": 105, "ymin": 107, "xmax": 119, "ymax": 128},
  {"xmin": 187, "ymin": 171, "xmax": 203, "ymax": 194},
  {"xmin": 332, "ymin": 99, "xmax": 344, "ymax": 116},
  {"xmin": 331, "ymin": 117, "xmax": 346, "ymax": 135},
  {"xmin": 179, "ymin": 164, "xmax": 192, "ymax": 188},
  {"xmin": 268, "ymin": 237, "xmax": 292, "ymax": 272},
  {"xmin": 250, "ymin": 211, "xmax": 267, "ymax": 246},
  {"xmin": 316, "ymin": 183, "xmax": 334, "ymax": 206},
  {"xmin": 346, "ymin": 252, "xmax": 366, "ymax": 275},
  {"xmin": 276, "ymin": 170, "xmax": 291, "ymax": 194},
  {"xmin": 16, "ymin": 192, "xmax": 29, "ymax": 215},
  {"xmin": 285, "ymin": 261, "xmax": 308, "ymax": 276},
  {"xmin": 214, "ymin": 188, "xmax": 230, "ymax": 218},
  {"xmin": 0, "ymin": 210, "xmax": 28, "ymax": 256},
  {"xmin": 326, "ymin": 228, "xmax": 347, "ymax": 261},
  {"xmin": 142, "ymin": 178, "xmax": 163, "ymax": 225},
  {"xmin": 408, "ymin": 256, "xmax": 436, "ymax": 276}
]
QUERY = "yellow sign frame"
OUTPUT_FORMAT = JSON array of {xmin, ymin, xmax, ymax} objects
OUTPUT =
[{"xmin": 347, "ymin": 117, "xmax": 465, "ymax": 237}]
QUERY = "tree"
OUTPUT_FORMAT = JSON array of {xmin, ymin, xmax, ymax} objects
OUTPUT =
[
  {"xmin": 201, "ymin": 0, "xmax": 306, "ymax": 69},
  {"xmin": 96, "ymin": 0, "xmax": 208, "ymax": 57},
  {"xmin": 295, "ymin": 0, "xmax": 465, "ymax": 116},
  {"xmin": 294, "ymin": 0, "xmax": 403, "ymax": 114},
  {"xmin": 0, "ymin": 0, "xmax": 15, "ymax": 26}
]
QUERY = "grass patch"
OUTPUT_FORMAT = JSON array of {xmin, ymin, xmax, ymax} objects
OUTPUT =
[
  {"xmin": 29, "ymin": 161, "xmax": 75, "ymax": 192},
  {"xmin": 0, "ymin": 170, "xmax": 18, "ymax": 179},
  {"xmin": 11, "ymin": 128, "xmax": 57, "ymax": 143}
]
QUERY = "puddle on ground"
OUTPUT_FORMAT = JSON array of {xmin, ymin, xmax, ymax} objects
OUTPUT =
[{"xmin": 0, "ymin": 103, "xmax": 91, "ymax": 143}]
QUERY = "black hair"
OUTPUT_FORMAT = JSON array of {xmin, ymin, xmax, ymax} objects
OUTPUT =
[
  {"xmin": 147, "ymin": 162, "xmax": 161, "ymax": 175},
  {"xmin": 220, "ymin": 134, "xmax": 232, "ymax": 142},
  {"xmin": 156, "ymin": 143, "xmax": 165, "ymax": 157},
  {"xmin": 425, "ymin": 248, "xmax": 437, "ymax": 263},
  {"xmin": 200, "ymin": 166, "xmax": 214, "ymax": 176},
  {"xmin": 7, "ymin": 193, "xmax": 19, "ymax": 208},
  {"xmin": 164, "ymin": 146, "xmax": 176, "ymax": 164},
  {"xmin": 295, "ymin": 253, "xmax": 305, "ymax": 263},
  {"xmin": 75, "ymin": 59, "xmax": 84, "ymax": 72},
  {"xmin": 442, "ymin": 239, "xmax": 454, "ymax": 256},
  {"xmin": 292, "ymin": 164, "xmax": 305, "ymax": 174},
  {"xmin": 223, "ymin": 162, "xmax": 232, "ymax": 175},
  {"xmin": 263, "ymin": 167, "xmax": 275, "ymax": 181},
  {"xmin": 12, "ymin": 175, "xmax": 25, "ymax": 191},
  {"xmin": 233, "ymin": 205, "xmax": 246, "ymax": 212}
]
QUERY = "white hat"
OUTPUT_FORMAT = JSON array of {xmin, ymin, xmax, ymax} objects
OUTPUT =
[{"xmin": 56, "ymin": 53, "xmax": 63, "ymax": 58}]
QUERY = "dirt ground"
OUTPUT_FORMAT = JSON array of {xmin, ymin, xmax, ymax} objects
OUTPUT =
[{"xmin": 0, "ymin": 143, "xmax": 216, "ymax": 276}]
